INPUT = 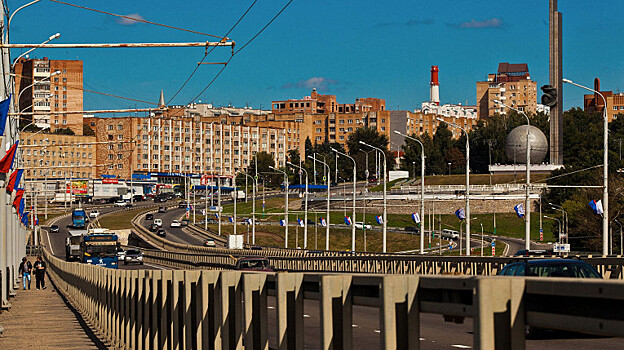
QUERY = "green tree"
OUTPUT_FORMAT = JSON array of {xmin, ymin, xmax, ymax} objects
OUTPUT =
[{"xmin": 346, "ymin": 127, "xmax": 394, "ymax": 180}]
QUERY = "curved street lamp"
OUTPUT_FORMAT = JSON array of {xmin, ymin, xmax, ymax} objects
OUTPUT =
[{"xmin": 359, "ymin": 141, "xmax": 388, "ymax": 252}]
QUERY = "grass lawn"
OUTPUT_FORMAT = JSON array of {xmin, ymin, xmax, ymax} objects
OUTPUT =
[
  {"xmin": 417, "ymin": 173, "xmax": 550, "ymax": 186},
  {"xmin": 207, "ymin": 224, "xmax": 427, "ymax": 253},
  {"xmin": 41, "ymin": 212, "xmax": 66, "ymax": 225},
  {"xmin": 97, "ymin": 208, "xmax": 149, "ymax": 230}
]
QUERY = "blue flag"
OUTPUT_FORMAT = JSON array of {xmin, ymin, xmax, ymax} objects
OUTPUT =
[
  {"xmin": 514, "ymin": 204, "xmax": 525, "ymax": 218},
  {"xmin": 0, "ymin": 95, "xmax": 11, "ymax": 137},
  {"xmin": 376, "ymin": 215, "xmax": 384, "ymax": 225},
  {"xmin": 412, "ymin": 212, "xmax": 420, "ymax": 224},
  {"xmin": 279, "ymin": 219, "xmax": 285, "ymax": 227},
  {"xmin": 18, "ymin": 198, "xmax": 25, "ymax": 216},
  {"xmin": 455, "ymin": 208, "xmax": 466, "ymax": 220},
  {"xmin": 589, "ymin": 200, "xmax": 604, "ymax": 215}
]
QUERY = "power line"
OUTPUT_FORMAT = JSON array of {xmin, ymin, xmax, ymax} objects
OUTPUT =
[
  {"xmin": 166, "ymin": 0, "xmax": 259, "ymax": 105},
  {"xmin": 48, "ymin": 0, "xmax": 225, "ymax": 39},
  {"xmin": 190, "ymin": 0, "xmax": 295, "ymax": 103}
]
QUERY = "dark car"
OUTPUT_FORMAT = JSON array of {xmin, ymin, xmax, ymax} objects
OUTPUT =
[
  {"xmin": 158, "ymin": 207, "xmax": 166, "ymax": 213},
  {"xmin": 50, "ymin": 225, "xmax": 60, "ymax": 233},
  {"xmin": 514, "ymin": 249, "xmax": 553, "ymax": 257},
  {"xmin": 154, "ymin": 196, "xmax": 167, "ymax": 203},
  {"xmin": 180, "ymin": 219, "xmax": 190, "ymax": 227},
  {"xmin": 405, "ymin": 226, "xmax": 420, "ymax": 233},
  {"xmin": 123, "ymin": 249, "xmax": 143, "ymax": 265},
  {"xmin": 146, "ymin": 213, "xmax": 154, "ymax": 220},
  {"xmin": 178, "ymin": 201, "xmax": 188, "ymax": 209},
  {"xmin": 156, "ymin": 229, "xmax": 166, "ymax": 237},
  {"xmin": 148, "ymin": 223, "xmax": 158, "ymax": 232},
  {"xmin": 306, "ymin": 219, "xmax": 316, "ymax": 226},
  {"xmin": 234, "ymin": 257, "xmax": 274, "ymax": 272},
  {"xmin": 498, "ymin": 259, "xmax": 602, "ymax": 278}
]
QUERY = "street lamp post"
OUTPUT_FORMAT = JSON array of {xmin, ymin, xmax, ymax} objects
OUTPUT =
[
  {"xmin": 563, "ymin": 78, "xmax": 609, "ymax": 256},
  {"xmin": 239, "ymin": 172, "xmax": 256, "ymax": 245},
  {"xmin": 308, "ymin": 155, "xmax": 331, "ymax": 250},
  {"xmin": 614, "ymin": 219, "xmax": 623, "ymax": 255},
  {"xmin": 288, "ymin": 161, "xmax": 308, "ymax": 249},
  {"xmin": 359, "ymin": 141, "xmax": 388, "ymax": 252},
  {"xmin": 331, "ymin": 148, "xmax": 357, "ymax": 252},
  {"xmin": 549, "ymin": 203, "xmax": 568, "ymax": 243},
  {"xmin": 394, "ymin": 130, "xmax": 426, "ymax": 254},
  {"xmin": 436, "ymin": 118, "xmax": 471, "ymax": 255},
  {"xmin": 495, "ymin": 99, "xmax": 532, "ymax": 250},
  {"xmin": 543, "ymin": 215, "xmax": 562, "ymax": 244},
  {"xmin": 270, "ymin": 166, "xmax": 289, "ymax": 248},
  {"xmin": 233, "ymin": 173, "xmax": 237, "ymax": 236}
]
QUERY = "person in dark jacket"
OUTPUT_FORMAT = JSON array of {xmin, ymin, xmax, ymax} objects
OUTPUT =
[
  {"xmin": 18, "ymin": 257, "xmax": 32, "ymax": 290},
  {"xmin": 33, "ymin": 256, "xmax": 47, "ymax": 290}
]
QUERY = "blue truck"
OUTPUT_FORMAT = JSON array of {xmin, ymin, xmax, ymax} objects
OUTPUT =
[{"xmin": 72, "ymin": 208, "xmax": 87, "ymax": 228}]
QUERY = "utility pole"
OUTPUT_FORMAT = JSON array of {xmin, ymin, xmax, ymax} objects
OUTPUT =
[{"xmin": 485, "ymin": 139, "xmax": 496, "ymax": 186}]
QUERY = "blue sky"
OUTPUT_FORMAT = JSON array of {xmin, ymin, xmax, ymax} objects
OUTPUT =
[{"xmin": 10, "ymin": 0, "xmax": 624, "ymax": 112}]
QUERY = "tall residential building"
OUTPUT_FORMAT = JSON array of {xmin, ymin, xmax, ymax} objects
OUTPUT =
[
  {"xmin": 583, "ymin": 78, "xmax": 624, "ymax": 122},
  {"xmin": 476, "ymin": 62, "xmax": 538, "ymax": 118},
  {"xmin": 14, "ymin": 57, "xmax": 84, "ymax": 135}
]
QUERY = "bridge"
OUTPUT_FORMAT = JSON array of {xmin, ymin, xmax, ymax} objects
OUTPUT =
[{"xmin": 0, "ymin": 201, "xmax": 623, "ymax": 349}]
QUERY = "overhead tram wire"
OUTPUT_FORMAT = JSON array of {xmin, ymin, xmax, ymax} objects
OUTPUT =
[
  {"xmin": 190, "ymin": 0, "xmax": 295, "ymax": 103},
  {"xmin": 48, "ymin": 0, "xmax": 225, "ymax": 39},
  {"xmin": 166, "ymin": 0, "xmax": 259, "ymax": 105}
]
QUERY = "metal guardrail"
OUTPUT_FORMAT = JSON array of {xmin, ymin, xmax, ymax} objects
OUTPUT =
[
  {"xmin": 139, "ymin": 248, "xmax": 624, "ymax": 279},
  {"xmin": 43, "ymin": 248, "xmax": 624, "ymax": 350}
]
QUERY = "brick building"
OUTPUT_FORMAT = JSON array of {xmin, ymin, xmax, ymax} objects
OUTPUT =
[
  {"xmin": 14, "ymin": 58, "xmax": 84, "ymax": 135},
  {"xmin": 19, "ymin": 132, "xmax": 96, "ymax": 179},
  {"xmin": 476, "ymin": 63, "xmax": 538, "ymax": 118},
  {"xmin": 272, "ymin": 89, "xmax": 385, "ymax": 115},
  {"xmin": 583, "ymin": 77, "xmax": 624, "ymax": 122}
]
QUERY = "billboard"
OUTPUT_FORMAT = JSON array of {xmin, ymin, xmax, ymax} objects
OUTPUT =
[{"xmin": 67, "ymin": 180, "xmax": 89, "ymax": 196}]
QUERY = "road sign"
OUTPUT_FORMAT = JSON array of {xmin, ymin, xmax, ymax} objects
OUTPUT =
[
  {"xmin": 553, "ymin": 243, "xmax": 570, "ymax": 253},
  {"xmin": 323, "ymin": 176, "xmax": 327, "ymax": 182},
  {"xmin": 449, "ymin": 244, "xmax": 453, "ymax": 250},
  {"xmin": 491, "ymin": 241, "xmax": 495, "ymax": 256},
  {"xmin": 539, "ymin": 228, "xmax": 544, "ymax": 241}
]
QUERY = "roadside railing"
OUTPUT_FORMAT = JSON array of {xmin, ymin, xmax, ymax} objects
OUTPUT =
[{"xmin": 44, "ymin": 248, "xmax": 624, "ymax": 350}]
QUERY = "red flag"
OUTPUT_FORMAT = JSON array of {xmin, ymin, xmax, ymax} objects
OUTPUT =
[
  {"xmin": 6, "ymin": 169, "xmax": 22, "ymax": 193},
  {"xmin": 13, "ymin": 188, "xmax": 24, "ymax": 209},
  {"xmin": 0, "ymin": 141, "xmax": 19, "ymax": 173}
]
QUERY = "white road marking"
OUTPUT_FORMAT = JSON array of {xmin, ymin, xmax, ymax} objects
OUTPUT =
[
  {"xmin": 303, "ymin": 314, "xmax": 311, "ymax": 318},
  {"xmin": 352, "ymin": 324, "xmax": 358, "ymax": 328},
  {"xmin": 419, "ymin": 338, "xmax": 425, "ymax": 341},
  {"xmin": 144, "ymin": 263, "xmax": 166, "ymax": 270},
  {"xmin": 374, "ymin": 329, "xmax": 381, "ymax": 333},
  {"xmin": 44, "ymin": 229, "xmax": 54, "ymax": 256},
  {"xmin": 268, "ymin": 306, "xmax": 275, "ymax": 309},
  {"xmin": 451, "ymin": 345, "xmax": 471, "ymax": 349}
]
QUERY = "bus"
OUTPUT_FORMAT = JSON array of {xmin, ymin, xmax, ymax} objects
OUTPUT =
[
  {"xmin": 80, "ymin": 234, "xmax": 119, "ymax": 268},
  {"xmin": 72, "ymin": 208, "xmax": 87, "ymax": 228}
]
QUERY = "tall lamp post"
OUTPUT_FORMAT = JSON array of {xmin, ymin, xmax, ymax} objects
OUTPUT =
[
  {"xmin": 308, "ymin": 155, "xmax": 331, "ymax": 250},
  {"xmin": 436, "ymin": 118, "xmax": 471, "ymax": 255},
  {"xmin": 543, "ymin": 215, "xmax": 562, "ymax": 242},
  {"xmin": 563, "ymin": 78, "xmax": 609, "ymax": 255},
  {"xmin": 359, "ymin": 141, "xmax": 388, "ymax": 252},
  {"xmin": 495, "ymin": 99, "xmax": 532, "ymax": 250},
  {"xmin": 239, "ymin": 172, "xmax": 256, "ymax": 244},
  {"xmin": 331, "ymin": 148, "xmax": 357, "ymax": 252},
  {"xmin": 549, "ymin": 202, "xmax": 568, "ymax": 243},
  {"xmin": 613, "ymin": 219, "xmax": 623, "ymax": 255},
  {"xmin": 394, "ymin": 130, "xmax": 426, "ymax": 254},
  {"xmin": 288, "ymin": 161, "xmax": 308, "ymax": 249},
  {"xmin": 270, "ymin": 166, "xmax": 289, "ymax": 248}
]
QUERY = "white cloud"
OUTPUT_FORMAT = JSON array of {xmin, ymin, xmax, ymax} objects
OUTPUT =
[
  {"xmin": 282, "ymin": 77, "xmax": 338, "ymax": 91},
  {"xmin": 453, "ymin": 18, "xmax": 503, "ymax": 29},
  {"xmin": 117, "ymin": 14, "xmax": 145, "ymax": 26}
]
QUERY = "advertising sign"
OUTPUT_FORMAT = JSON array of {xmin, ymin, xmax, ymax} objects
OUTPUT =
[{"xmin": 67, "ymin": 180, "xmax": 89, "ymax": 196}]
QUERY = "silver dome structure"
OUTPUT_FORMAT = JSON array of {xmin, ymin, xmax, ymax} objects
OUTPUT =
[{"xmin": 505, "ymin": 125, "xmax": 548, "ymax": 164}]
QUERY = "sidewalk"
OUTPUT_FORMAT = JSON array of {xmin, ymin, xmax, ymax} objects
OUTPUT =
[{"xmin": 0, "ymin": 275, "xmax": 108, "ymax": 349}]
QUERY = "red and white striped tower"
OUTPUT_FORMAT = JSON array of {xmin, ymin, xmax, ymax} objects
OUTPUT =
[{"xmin": 430, "ymin": 65, "xmax": 440, "ymax": 105}]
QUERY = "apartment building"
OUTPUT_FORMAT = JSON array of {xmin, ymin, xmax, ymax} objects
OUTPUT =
[
  {"xmin": 272, "ymin": 89, "xmax": 386, "ymax": 115},
  {"xmin": 583, "ymin": 77, "xmax": 624, "ymax": 122},
  {"xmin": 14, "ymin": 57, "xmax": 84, "ymax": 135},
  {"xmin": 476, "ymin": 62, "xmax": 538, "ymax": 118},
  {"xmin": 89, "ymin": 112, "xmax": 293, "ymax": 179},
  {"xmin": 19, "ymin": 132, "xmax": 96, "ymax": 179}
]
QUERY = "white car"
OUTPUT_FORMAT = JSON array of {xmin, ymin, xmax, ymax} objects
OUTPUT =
[
  {"xmin": 154, "ymin": 218, "xmax": 163, "ymax": 227},
  {"xmin": 170, "ymin": 220, "xmax": 182, "ymax": 228},
  {"xmin": 114, "ymin": 200, "xmax": 127, "ymax": 207},
  {"xmin": 89, "ymin": 210, "xmax": 100, "ymax": 218},
  {"xmin": 354, "ymin": 222, "xmax": 372, "ymax": 230}
]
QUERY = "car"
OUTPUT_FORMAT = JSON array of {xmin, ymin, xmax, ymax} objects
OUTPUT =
[
  {"xmin": 50, "ymin": 225, "xmax": 60, "ymax": 233},
  {"xmin": 114, "ymin": 200, "xmax": 127, "ymax": 207},
  {"xmin": 498, "ymin": 259, "xmax": 602, "ymax": 278},
  {"xmin": 180, "ymin": 219, "xmax": 189, "ymax": 227},
  {"xmin": 178, "ymin": 201, "xmax": 189, "ymax": 209},
  {"xmin": 117, "ymin": 248, "xmax": 126, "ymax": 261},
  {"xmin": 234, "ymin": 257, "xmax": 274, "ymax": 272},
  {"xmin": 156, "ymin": 229, "xmax": 166, "ymax": 237},
  {"xmin": 170, "ymin": 220, "xmax": 182, "ymax": 228},
  {"xmin": 158, "ymin": 207, "xmax": 166, "ymax": 213},
  {"xmin": 148, "ymin": 223, "xmax": 158, "ymax": 232},
  {"xmin": 146, "ymin": 213, "xmax": 154, "ymax": 220},
  {"xmin": 405, "ymin": 226, "xmax": 420, "ymax": 233},
  {"xmin": 154, "ymin": 219, "xmax": 163, "ymax": 227},
  {"xmin": 133, "ymin": 194, "xmax": 145, "ymax": 202},
  {"xmin": 204, "ymin": 239, "xmax": 217, "ymax": 247},
  {"xmin": 514, "ymin": 249, "xmax": 553, "ymax": 257},
  {"xmin": 124, "ymin": 249, "xmax": 143, "ymax": 265},
  {"xmin": 154, "ymin": 195, "xmax": 167, "ymax": 203},
  {"xmin": 306, "ymin": 219, "xmax": 316, "ymax": 226},
  {"xmin": 354, "ymin": 222, "xmax": 372, "ymax": 230}
]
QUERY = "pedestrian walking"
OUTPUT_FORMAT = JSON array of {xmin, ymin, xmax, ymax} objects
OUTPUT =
[
  {"xmin": 18, "ymin": 257, "xmax": 32, "ymax": 290},
  {"xmin": 33, "ymin": 256, "xmax": 47, "ymax": 290}
]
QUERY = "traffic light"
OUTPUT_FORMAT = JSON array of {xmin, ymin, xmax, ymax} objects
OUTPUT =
[{"xmin": 541, "ymin": 85, "xmax": 557, "ymax": 107}]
